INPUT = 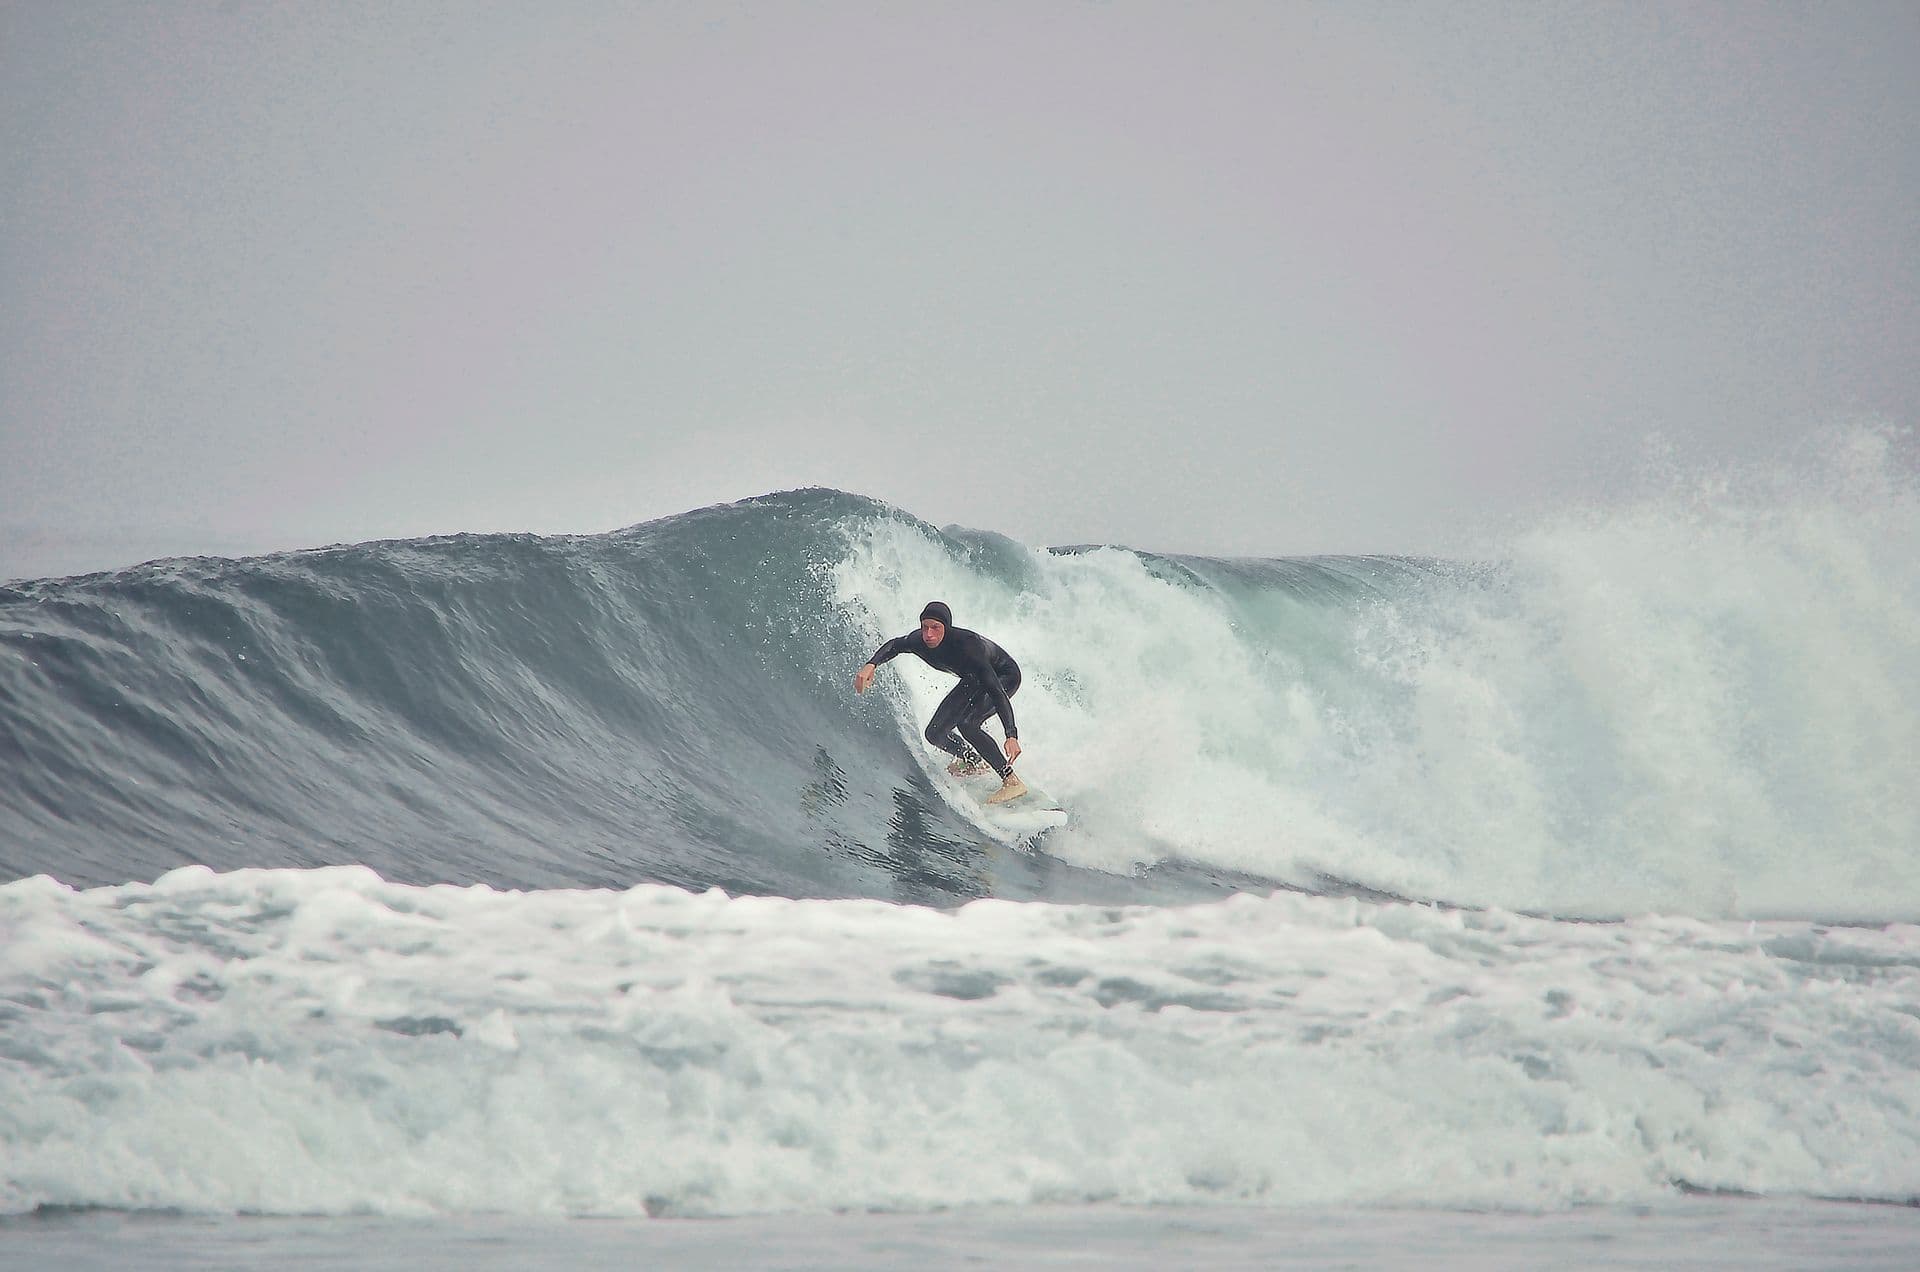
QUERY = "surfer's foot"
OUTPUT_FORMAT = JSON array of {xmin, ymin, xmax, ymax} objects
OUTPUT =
[
  {"xmin": 947, "ymin": 757, "xmax": 991, "ymax": 776},
  {"xmin": 984, "ymin": 773, "xmax": 1028, "ymax": 805}
]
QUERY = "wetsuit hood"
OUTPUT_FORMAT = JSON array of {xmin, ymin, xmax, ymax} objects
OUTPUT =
[{"xmin": 919, "ymin": 600, "xmax": 953, "ymax": 627}]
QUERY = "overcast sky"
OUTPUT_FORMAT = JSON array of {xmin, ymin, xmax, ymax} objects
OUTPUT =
[{"xmin": 4, "ymin": 1, "xmax": 1916, "ymax": 577}]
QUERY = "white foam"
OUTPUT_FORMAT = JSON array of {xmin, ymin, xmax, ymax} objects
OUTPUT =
[
  {"xmin": 5, "ymin": 868, "xmax": 1918, "ymax": 1217},
  {"xmin": 835, "ymin": 527, "xmax": 1335, "ymax": 880},
  {"xmin": 831, "ymin": 430, "xmax": 1920, "ymax": 919}
]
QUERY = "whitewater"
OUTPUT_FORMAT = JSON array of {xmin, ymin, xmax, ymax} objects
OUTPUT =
[{"xmin": 4, "ymin": 431, "xmax": 1920, "ymax": 1266}]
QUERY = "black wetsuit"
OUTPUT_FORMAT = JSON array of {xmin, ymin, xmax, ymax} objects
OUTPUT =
[{"xmin": 867, "ymin": 627, "xmax": 1021, "ymax": 776}]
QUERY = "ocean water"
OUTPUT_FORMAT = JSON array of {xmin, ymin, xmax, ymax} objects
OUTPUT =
[{"xmin": 4, "ymin": 433, "xmax": 1919, "ymax": 1266}]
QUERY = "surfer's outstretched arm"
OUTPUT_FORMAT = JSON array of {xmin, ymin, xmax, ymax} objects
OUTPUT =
[{"xmin": 856, "ymin": 634, "xmax": 914, "ymax": 693}]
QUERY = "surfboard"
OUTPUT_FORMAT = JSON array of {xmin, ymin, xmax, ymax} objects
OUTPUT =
[{"xmin": 955, "ymin": 771, "xmax": 1068, "ymax": 836}]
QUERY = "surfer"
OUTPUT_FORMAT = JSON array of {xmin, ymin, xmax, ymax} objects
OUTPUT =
[{"xmin": 854, "ymin": 601, "xmax": 1028, "ymax": 805}]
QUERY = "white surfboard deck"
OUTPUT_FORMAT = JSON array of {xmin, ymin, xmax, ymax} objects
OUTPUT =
[{"xmin": 951, "ymin": 770, "xmax": 1069, "ymax": 838}]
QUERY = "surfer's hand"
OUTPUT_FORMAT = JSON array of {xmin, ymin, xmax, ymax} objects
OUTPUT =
[
  {"xmin": 1004, "ymin": 737, "xmax": 1021, "ymax": 763},
  {"xmin": 854, "ymin": 664, "xmax": 875, "ymax": 694}
]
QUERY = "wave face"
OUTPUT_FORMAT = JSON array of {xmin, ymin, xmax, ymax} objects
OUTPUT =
[
  {"xmin": 3, "ymin": 491, "xmax": 899, "ymax": 896},
  {"xmin": 6, "ymin": 434, "xmax": 1920, "ymax": 920}
]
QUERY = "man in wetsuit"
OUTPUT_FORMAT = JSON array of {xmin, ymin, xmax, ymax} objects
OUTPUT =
[{"xmin": 853, "ymin": 601, "xmax": 1028, "ymax": 805}]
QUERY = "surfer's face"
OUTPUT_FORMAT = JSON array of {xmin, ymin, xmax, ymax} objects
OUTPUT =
[{"xmin": 920, "ymin": 618, "xmax": 946, "ymax": 647}]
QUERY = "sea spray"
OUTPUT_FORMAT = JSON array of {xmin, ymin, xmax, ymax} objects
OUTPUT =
[{"xmin": 832, "ymin": 430, "xmax": 1920, "ymax": 918}]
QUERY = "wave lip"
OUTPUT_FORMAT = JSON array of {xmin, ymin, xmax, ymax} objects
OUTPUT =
[{"xmin": 5, "ymin": 867, "xmax": 1919, "ymax": 1217}]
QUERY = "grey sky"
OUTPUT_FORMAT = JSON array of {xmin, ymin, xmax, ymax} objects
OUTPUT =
[{"xmin": 4, "ymin": 1, "xmax": 1916, "ymax": 577}]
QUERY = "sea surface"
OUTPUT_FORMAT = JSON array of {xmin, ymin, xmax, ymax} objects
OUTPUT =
[{"xmin": 5, "ymin": 442, "xmax": 1919, "ymax": 1266}]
